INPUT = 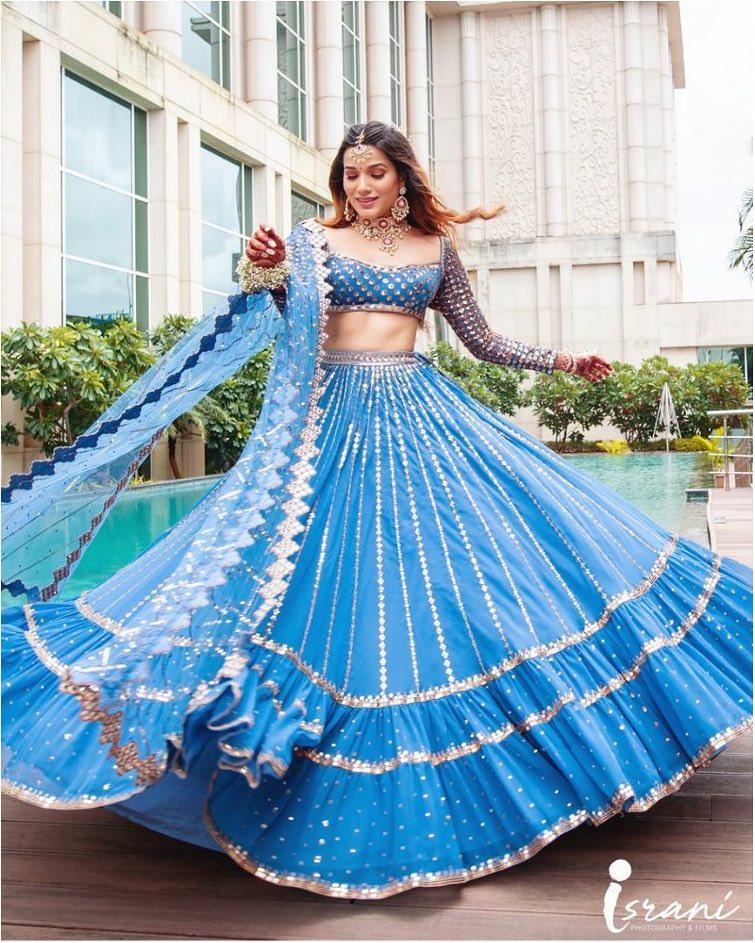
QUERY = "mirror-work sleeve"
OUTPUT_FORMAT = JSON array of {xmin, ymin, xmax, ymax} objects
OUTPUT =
[{"xmin": 431, "ymin": 238, "xmax": 559, "ymax": 374}]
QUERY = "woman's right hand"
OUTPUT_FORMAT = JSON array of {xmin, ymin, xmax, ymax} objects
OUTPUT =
[{"xmin": 245, "ymin": 224, "xmax": 286, "ymax": 268}]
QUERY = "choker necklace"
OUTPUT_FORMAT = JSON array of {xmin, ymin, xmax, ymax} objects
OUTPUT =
[{"xmin": 349, "ymin": 214, "xmax": 410, "ymax": 255}]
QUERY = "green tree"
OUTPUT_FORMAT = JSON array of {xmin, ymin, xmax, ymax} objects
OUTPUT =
[
  {"xmin": 728, "ymin": 188, "xmax": 753, "ymax": 282},
  {"xmin": 677, "ymin": 361, "xmax": 750, "ymax": 437},
  {"xmin": 427, "ymin": 341, "xmax": 524, "ymax": 415},
  {"xmin": 524, "ymin": 370, "xmax": 608, "ymax": 445},
  {"xmin": 598, "ymin": 356, "xmax": 686, "ymax": 445},
  {"xmin": 151, "ymin": 314, "xmax": 273, "ymax": 475},
  {"xmin": 1, "ymin": 319, "xmax": 151, "ymax": 455}
]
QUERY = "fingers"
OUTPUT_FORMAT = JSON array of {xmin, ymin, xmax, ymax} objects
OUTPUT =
[
  {"xmin": 576, "ymin": 355, "xmax": 613, "ymax": 383},
  {"xmin": 261, "ymin": 223, "xmax": 285, "ymax": 250},
  {"xmin": 245, "ymin": 224, "xmax": 286, "ymax": 266}
]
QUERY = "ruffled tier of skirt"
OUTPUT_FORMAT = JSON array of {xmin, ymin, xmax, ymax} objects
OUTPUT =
[{"xmin": 2, "ymin": 350, "xmax": 752, "ymax": 898}]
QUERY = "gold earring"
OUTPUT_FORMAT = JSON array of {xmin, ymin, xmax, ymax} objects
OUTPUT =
[
  {"xmin": 344, "ymin": 200, "xmax": 354, "ymax": 221},
  {"xmin": 391, "ymin": 185, "xmax": 409, "ymax": 222}
]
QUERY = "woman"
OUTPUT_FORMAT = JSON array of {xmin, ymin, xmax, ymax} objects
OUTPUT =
[{"xmin": 2, "ymin": 122, "xmax": 752, "ymax": 900}]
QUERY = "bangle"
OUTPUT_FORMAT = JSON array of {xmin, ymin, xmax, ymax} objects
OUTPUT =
[{"xmin": 236, "ymin": 255, "xmax": 291, "ymax": 294}]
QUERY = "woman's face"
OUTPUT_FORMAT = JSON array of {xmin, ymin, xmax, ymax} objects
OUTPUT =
[{"xmin": 342, "ymin": 145, "xmax": 402, "ymax": 220}]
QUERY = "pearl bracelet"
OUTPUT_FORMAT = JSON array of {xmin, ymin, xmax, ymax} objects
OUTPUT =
[{"xmin": 236, "ymin": 255, "xmax": 291, "ymax": 294}]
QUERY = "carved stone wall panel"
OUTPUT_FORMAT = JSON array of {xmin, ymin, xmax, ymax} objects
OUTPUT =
[
  {"xmin": 483, "ymin": 12, "xmax": 537, "ymax": 239},
  {"xmin": 566, "ymin": 6, "xmax": 620, "ymax": 234}
]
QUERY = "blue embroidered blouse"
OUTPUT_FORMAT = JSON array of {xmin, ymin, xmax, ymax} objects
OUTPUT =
[{"xmin": 273, "ymin": 232, "xmax": 560, "ymax": 374}]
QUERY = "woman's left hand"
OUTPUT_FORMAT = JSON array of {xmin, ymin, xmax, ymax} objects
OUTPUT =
[{"xmin": 575, "ymin": 354, "xmax": 613, "ymax": 383}]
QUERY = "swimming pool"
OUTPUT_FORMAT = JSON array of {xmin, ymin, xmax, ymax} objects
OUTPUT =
[{"xmin": 3, "ymin": 451, "xmax": 712, "ymax": 603}]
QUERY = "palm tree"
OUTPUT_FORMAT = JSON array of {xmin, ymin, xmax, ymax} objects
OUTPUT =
[{"xmin": 728, "ymin": 188, "xmax": 753, "ymax": 281}]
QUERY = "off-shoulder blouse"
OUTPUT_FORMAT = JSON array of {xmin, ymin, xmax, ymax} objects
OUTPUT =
[{"xmin": 269, "ymin": 228, "xmax": 559, "ymax": 375}]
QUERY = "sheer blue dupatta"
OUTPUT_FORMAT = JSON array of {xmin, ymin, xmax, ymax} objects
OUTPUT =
[
  {"xmin": 6, "ymin": 218, "xmax": 333, "ymax": 791},
  {"xmin": 1, "ymin": 290, "xmax": 282, "ymax": 603},
  {"xmin": 1, "ymin": 221, "xmax": 330, "ymax": 611}
]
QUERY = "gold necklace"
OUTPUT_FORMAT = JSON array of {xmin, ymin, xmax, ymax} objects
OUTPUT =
[{"xmin": 349, "ymin": 214, "xmax": 410, "ymax": 255}]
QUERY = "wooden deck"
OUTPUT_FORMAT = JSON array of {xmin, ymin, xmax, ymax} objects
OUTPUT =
[
  {"xmin": 708, "ymin": 486, "xmax": 753, "ymax": 568},
  {"xmin": 2, "ymin": 730, "xmax": 752, "ymax": 940},
  {"xmin": 3, "ymin": 487, "xmax": 752, "ymax": 940}
]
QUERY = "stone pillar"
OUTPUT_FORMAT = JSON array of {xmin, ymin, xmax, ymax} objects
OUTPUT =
[
  {"xmin": 149, "ymin": 109, "xmax": 181, "ymax": 327},
  {"xmin": 244, "ymin": 0, "xmax": 278, "ymax": 122},
  {"xmin": 228, "ymin": 0, "xmax": 245, "ymax": 99},
  {"xmin": 315, "ymin": 0, "xmax": 344, "ymax": 159},
  {"xmin": 177, "ymin": 121, "xmax": 203, "ymax": 319},
  {"xmin": 119, "ymin": 2, "xmax": 140, "ymax": 30},
  {"xmin": 539, "ymin": 4, "xmax": 566, "ymax": 236},
  {"xmin": 22, "ymin": 38, "xmax": 61, "ymax": 328},
  {"xmin": 253, "ymin": 163, "xmax": 279, "ymax": 232},
  {"xmin": 366, "ymin": 0, "xmax": 391, "ymax": 122},
  {"xmin": 658, "ymin": 4, "xmax": 676, "ymax": 230},
  {"xmin": 2, "ymin": 21, "xmax": 23, "ymax": 330},
  {"xmin": 623, "ymin": 1, "xmax": 647, "ymax": 232},
  {"xmin": 460, "ymin": 11, "xmax": 483, "ymax": 240},
  {"xmin": 2, "ymin": 21, "xmax": 25, "ymax": 480},
  {"xmin": 640, "ymin": 2, "xmax": 664, "ymax": 230},
  {"xmin": 141, "ymin": 1, "xmax": 183, "ymax": 58},
  {"xmin": 404, "ymin": 0, "xmax": 429, "ymax": 166}
]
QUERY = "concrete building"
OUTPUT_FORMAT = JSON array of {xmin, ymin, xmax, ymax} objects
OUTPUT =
[{"xmin": 1, "ymin": 0, "xmax": 751, "ymax": 476}]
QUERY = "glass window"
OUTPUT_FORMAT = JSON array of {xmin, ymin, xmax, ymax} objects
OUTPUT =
[
  {"xmin": 697, "ymin": 346, "xmax": 753, "ymax": 389},
  {"xmin": 99, "ymin": 1, "xmax": 123, "ymax": 16},
  {"xmin": 291, "ymin": 191, "xmax": 326, "ymax": 229},
  {"xmin": 426, "ymin": 13, "xmax": 436, "ymax": 180},
  {"xmin": 182, "ymin": 1, "xmax": 231, "ymax": 91},
  {"xmin": 62, "ymin": 71, "xmax": 149, "ymax": 330},
  {"xmin": 201, "ymin": 145, "xmax": 254, "ymax": 312},
  {"xmin": 276, "ymin": 1, "xmax": 307, "ymax": 139},
  {"xmin": 342, "ymin": 1, "xmax": 362, "ymax": 132},
  {"xmin": 388, "ymin": 0, "xmax": 403, "ymax": 128}
]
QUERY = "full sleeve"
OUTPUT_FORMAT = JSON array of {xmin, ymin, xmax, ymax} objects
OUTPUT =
[{"xmin": 430, "ymin": 237, "xmax": 559, "ymax": 374}]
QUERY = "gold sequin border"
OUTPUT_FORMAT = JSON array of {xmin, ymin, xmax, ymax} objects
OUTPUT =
[
  {"xmin": 296, "ymin": 555, "xmax": 728, "ymax": 772},
  {"xmin": 248, "ymin": 217, "xmax": 333, "ymax": 629},
  {"xmin": 12, "ymin": 548, "xmax": 738, "ymax": 810},
  {"xmin": 77, "ymin": 533, "xmax": 685, "ymax": 708},
  {"xmin": 201, "ymin": 715, "xmax": 754, "ymax": 900}
]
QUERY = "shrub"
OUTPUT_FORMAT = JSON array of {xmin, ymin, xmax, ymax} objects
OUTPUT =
[
  {"xmin": 675, "ymin": 362, "xmax": 750, "ymax": 437},
  {"xmin": 150, "ymin": 314, "xmax": 274, "ymax": 475},
  {"xmin": 596, "ymin": 439, "xmax": 631, "ymax": 454},
  {"xmin": 426, "ymin": 341, "xmax": 524, "ymax": 415},
  {"xmin": 672, "ymin": 435, "xmax": 718, "ymax": 453},
  {"xmin": 523, "ymin": 370, "xmax": 608, "ymax": 443},
  {"xmin": 1, "ymin": 313, "xmax": 274, "ymax": 475},
  {"xmin": 1, "ymin": 319, "xmax": 152, "ymax": 456},
  {"xmin": 596, "ymin": 357, "xmax": 685, "ymax": 445}
]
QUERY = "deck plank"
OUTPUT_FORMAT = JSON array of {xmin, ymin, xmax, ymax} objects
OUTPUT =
[
  {"xmin": 2, "ymin": 883, "xmax": 752, "ymax": 941},
  {"xmin": 707, "ymin": 487, "xmax": 753, "ymax": 563},
  {"xmin": 3, "ymin": 492, "xmax": 751, "ymax": 940}
]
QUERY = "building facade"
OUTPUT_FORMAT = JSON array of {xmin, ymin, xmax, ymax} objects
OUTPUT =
[{"xmin": 1, "ymin": 0, "xmax": 751, "ymax": 475}]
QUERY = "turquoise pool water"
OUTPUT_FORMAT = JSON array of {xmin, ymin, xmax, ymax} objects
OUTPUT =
[
  {"xmin": 3, "ymin": 451, "xmax": 711, "ymax": 604},
  {"xmin": 564, "ymin": 450, "xmax": 711, "ymax": 547}
]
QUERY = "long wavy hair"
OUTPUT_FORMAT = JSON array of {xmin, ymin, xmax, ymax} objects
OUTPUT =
[{"xmin": 319, "ymin": 122, "xmax": 505, "ymax": 245}]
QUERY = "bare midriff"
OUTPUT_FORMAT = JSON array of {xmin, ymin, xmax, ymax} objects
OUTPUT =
[{"xmin": 322, "ymin": 309, "xmax": 420, "ymax": 352}]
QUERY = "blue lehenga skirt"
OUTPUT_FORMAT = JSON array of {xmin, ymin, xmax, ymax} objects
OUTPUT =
[{"xmin": 3, "ymin": 347, "xmax": 753, "ymax": 899}]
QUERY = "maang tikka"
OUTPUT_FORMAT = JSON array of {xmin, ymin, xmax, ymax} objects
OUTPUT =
[{"xmin": 350, "ymin": 127, "xmax": 374, "ymax": 166}]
